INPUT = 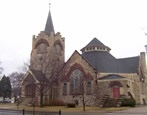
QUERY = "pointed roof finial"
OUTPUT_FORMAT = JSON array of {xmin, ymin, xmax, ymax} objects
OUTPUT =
[{"xmin": 49, "ymin": 3, "xmax": 51, "ymax": 10}]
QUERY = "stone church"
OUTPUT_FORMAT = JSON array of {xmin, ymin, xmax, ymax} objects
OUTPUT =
[{"xmin": 21, "ymin": 7, "xmax": 147, "ymax": 106}]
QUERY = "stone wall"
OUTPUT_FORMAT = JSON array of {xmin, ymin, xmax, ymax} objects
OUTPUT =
[
  {"xmin": 98, "ymin": 73, "xmax": 144, "ymax": 104},
  {"xmin": 59, "ymin": 81, "xmax": 96, "ymax": 106},
  {"xmin": 30, "ymin": 31, "xmax": 65, "ymax": 79}
]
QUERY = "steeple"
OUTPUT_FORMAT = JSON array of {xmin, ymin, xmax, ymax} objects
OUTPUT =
[{"xmin": 44, "ymin": 4, "xmax": 55, "ymax": 35}]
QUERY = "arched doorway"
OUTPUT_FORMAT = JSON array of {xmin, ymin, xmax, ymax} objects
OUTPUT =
[
  {"xmin": 109, "ymin": 81, "xmax": 122, "ymax": 98},
  {"xmin": 112, "ymin": 86, "xmax": 120, "ymax": 98}
]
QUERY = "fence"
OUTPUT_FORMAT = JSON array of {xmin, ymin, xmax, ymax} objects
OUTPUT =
[{"xmin": 0, "ymin": 109, "xmax": 61, "ymax": 115}]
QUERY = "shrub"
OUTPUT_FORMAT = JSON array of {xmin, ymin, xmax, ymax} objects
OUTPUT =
[
  {"xmin": 121, "ymin": 98, "xmax": 136, "ymax": 107},
  {"xmin": 48, "ymin": 99, "xmax": 65, "ymax": 106},
  {"xmin": 67, "ymin": 103, "xmax": 76, "ymax": 108}
]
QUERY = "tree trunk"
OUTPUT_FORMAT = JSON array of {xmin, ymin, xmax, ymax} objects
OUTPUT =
[
  {"xmin": 40, "ymin": 94, "xmax": 43, "ymax": 107},
  {"xmin": 82, "ymin": 94, "xmax": 86, "ymax": 111}
]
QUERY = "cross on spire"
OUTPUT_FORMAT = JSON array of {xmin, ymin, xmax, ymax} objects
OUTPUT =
[{"xmin": 49, "ymin": 3, "xmax": 51, "ymax": 9}]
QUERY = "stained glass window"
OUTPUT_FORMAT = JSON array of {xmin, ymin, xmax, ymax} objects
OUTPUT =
[{"xmin": 70, "ymin": 69, "xmax": 83, "ymax": 95}]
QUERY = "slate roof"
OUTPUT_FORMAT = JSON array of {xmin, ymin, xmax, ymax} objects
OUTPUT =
[
  {"xmin": 82, "ymin": 38, "xmax": 139, "ymax": 73},
  {"xmin": 85, "ymin": 37, "xmax": 105, "ymax": 47},
  {"xmin": 44, "ymin": 10, "xmax": 55, "ymax": 35},
  {"xmin": 117, "ymin": 57, "xmax": 139, "ymax": 73},
  {"xmin": 30, "ymin": 69, "xmax": 48, "ymax": 82},
  {"xmin": 81, "ymin": 38, "xmax": 111, "ymax": 51}
]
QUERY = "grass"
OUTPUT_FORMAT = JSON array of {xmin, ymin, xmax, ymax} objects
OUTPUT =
[{"xmin": 0, "ymin": 103, "xmax": 130, "ymax": 112}]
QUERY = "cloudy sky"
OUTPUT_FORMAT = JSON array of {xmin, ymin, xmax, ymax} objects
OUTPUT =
[{"xmin": 0, "ymin": 0, "xmax": 147, "ymax": 75}]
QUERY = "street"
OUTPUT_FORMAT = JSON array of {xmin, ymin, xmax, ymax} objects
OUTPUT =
[
  {"xmin": 0, "ymin": 109, "xmax": 59, "ymax": 115},
  {"xmin": 105, "ymin": 106, "xmax": 147, "ymax": 115}
]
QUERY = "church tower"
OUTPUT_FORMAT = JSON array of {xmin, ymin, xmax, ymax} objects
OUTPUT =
[{"xmin": 30, "ymin": 6, "xmax": 65, "ymax": 79}]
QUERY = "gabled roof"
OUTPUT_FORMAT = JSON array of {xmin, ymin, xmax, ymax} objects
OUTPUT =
[
  {"xmin": 82, "ymin": 50, "xmax": 139, "ymax": 73},
  {"xmin": 30, "ymin": 69, "xmax": 48, "ymax": 83},
  {"xmin": 59, "ymin": 50, "xmax": 96, "ymax": 81},
  {"xmin": 21, "ymin": 69, "xmax": 49, "ymax": 86},
  {"xmin": 44, "ymin": 10, "xmax": 55, "ymax": 35},
  {"xmin": 64, "ymin": 50, "xmax": 96, "ymax": 71}
]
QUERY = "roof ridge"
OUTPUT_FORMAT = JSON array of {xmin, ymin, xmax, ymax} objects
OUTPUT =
[{"xmin": 117, "ymin": 56, "xmax": 139, "ymax": 60}]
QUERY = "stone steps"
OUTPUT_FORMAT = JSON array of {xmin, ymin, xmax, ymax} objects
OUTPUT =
[{"xmin": 99, "ymin": 95, "xmax": 109, "ymax": 107}]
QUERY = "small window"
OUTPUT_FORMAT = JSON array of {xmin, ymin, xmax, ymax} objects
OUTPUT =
[
  {"xmin": 86, "ymin": 81, "xmax": 91, "ymax": 95},
  {"xmin": 63, "ymin": 83, "xmax": 67, "ymax": 95}
]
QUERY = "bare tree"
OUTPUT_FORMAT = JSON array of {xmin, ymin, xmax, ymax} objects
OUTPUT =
[
  {"xmin": 79, "ymin": 81, "xmax": 86, "ymax": 111},
  {"xmin": 79, "ymin": 81, "xmax": 91, "ymax": 111},
  {"xmin": 24, "ymin": 73, "xmax": 48, "ymax": 107},
  {"xmin": 8, "ymin": 72, "xmax": 24, "ymax": 98},
  {"xmin": 70, "ymin": 77, "xmax": 91, "ymax": 111},
  {"xmin": 43, "ymin": 59, "xmax": 61, "ymax": 106},
  {"xmin": 22, "ymin": 61, "xmax": 30, "ymax": 73},
  {"xmin": 18, "ymin": 60, "xmax": 30, "ymax": 73},
  {"xmin": 70, "ymin": 71, "xmax": 98, "ymax": 111},
  {"xmin": 34, "ymin": 73, "xmax": 49, "ymax": 107},
  {"xmin": 25, "ymin": 58, "xmax": 61, "ymax": 107}
]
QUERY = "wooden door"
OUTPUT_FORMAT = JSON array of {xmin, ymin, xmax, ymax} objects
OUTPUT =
[{"xmin": 113, "ymin": 87, "xmax": 120, "ymax": 98}]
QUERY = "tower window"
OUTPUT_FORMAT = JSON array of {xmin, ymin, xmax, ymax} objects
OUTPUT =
[
  {"xmin": 55, "ymin": 44, "xmax": 62, "ymax": 55},
  {"xmin": 36, "ymin": 43, "xmax": 48, "ymax": 54}
]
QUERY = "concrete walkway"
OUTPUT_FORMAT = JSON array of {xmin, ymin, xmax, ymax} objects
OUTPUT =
[
  {"xmin": 62, "ymin": 111, "xmax": 106, "ymax": 115},
  {"xmin": 62, "ymin": 106, "xmax": 147, "ymax": 115}
]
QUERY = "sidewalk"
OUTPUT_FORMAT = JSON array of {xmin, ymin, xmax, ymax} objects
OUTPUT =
[
  {"xmin": 62, "ymin": 111, "xmax": 109, "ymax": 115},
  {"xmin": 0, "ymin": 103, "xmax": 130, "ymax": 114}
]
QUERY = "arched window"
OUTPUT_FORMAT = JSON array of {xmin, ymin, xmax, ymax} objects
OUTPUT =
[
  {"xmin": 55, "ymin": 44, "xmax": 62, "ymax": 55},
  {"xmin": 25, "ymin": 84, "xmax": 36, "ymax": 97},
  {"xmin": 35, "ymin": 39, "xmax": 49, "ymax": 54},
  {"xmin": 36, "ymin": 43, "xmax": 48, "ymax": 54},
  {"xmin": 70, "ymin": 69, "xmax": 83, "ymax": 95}
]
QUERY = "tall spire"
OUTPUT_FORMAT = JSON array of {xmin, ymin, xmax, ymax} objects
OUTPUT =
[{"xmin": 44, "ymin": 3, "xmax": 55, "ymax": 35}]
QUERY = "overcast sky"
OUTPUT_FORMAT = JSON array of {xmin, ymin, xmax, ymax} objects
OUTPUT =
[{"xmin": 0, "ymin": 0, "xmax": 147, "ymax": 75}]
